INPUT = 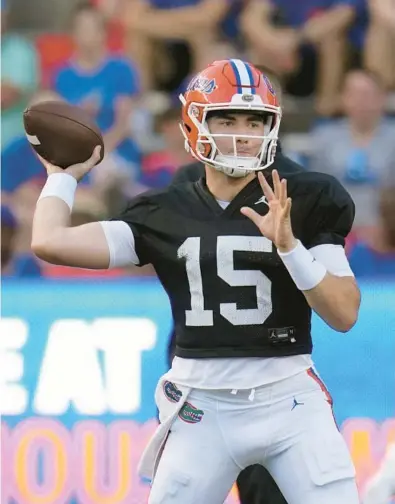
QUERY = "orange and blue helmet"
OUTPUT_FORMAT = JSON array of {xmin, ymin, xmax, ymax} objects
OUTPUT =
[{"xmin": 179, "ymin": 59, "xmax": 282, "ymax": 177}]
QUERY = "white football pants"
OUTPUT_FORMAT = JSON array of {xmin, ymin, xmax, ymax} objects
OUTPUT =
[{"xmin": 149, "ymin": 368, "xmax": 360, "ymax": 504}]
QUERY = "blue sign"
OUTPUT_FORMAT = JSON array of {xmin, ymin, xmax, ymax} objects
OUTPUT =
[{"xmin": 1, "ymin": 279, "xmax": 394, "ymax": 504}]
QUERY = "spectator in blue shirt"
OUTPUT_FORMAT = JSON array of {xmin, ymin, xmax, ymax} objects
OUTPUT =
[
  {"xmin": 348, "ymin": 186, "xmax": 395, "ymax": 278},
  {"xmin": 54, "ymin": 2, "xmax": 142, "ymax": 181},
  {"xmin": 240, "ymin": 0, "xmax": 368, "ymax": 116},
  {"xmin": 309, "ymin": 70, "xmax": 395, "ymax": 228}
]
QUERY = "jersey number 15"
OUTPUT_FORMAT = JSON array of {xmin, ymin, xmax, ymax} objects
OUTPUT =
[{"xmin": 178, "ymin": 236, "xmax": 273, "ymax": 327}]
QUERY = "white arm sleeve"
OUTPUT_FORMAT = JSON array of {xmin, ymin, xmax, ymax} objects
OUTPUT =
[
  {"xmin": 99, "ymin": 221, "xmax": 140, "ymax": 268},
  {"xmin": 309, "ymin": 244, "xmax": 354, "ymax": 277}
]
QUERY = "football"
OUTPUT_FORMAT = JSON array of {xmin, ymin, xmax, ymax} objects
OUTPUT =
[{"xmin": 23, "ymin": 101, "xmax": 105, "ymax": 169}]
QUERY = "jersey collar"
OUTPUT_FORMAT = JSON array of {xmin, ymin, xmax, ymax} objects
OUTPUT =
[{"xmin": 195, "ymin": 158, "xmax": 281, "ymax": 217}]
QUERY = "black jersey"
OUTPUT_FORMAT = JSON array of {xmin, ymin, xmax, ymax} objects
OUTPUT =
[{"xmin": 116, "ymin": 158, "xmax": 355, "ymax": 359}]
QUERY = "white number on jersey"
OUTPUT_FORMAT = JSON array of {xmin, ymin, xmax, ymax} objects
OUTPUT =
[{"xmin": 177, "ymin": 236, "xmax": 273, "ymax": 327}]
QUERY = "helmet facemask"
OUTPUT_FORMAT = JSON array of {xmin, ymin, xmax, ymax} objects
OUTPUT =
[{"xmin": 180, "ymin": 97, "xmax": 282, "ymax": 178}]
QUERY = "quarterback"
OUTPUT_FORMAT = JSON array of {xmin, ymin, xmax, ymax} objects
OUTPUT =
[{"xmin": 32, "ymin": 59, "xmax": 361, "ymax": 504}]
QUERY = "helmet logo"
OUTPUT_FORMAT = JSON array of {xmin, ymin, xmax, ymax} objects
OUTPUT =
[
  {"xmin": 242, "ymin": 94, "xmax": 254, "ymax": 102},
  {"xmin": 187, "ymin": 77, "xmax": 217, "ymax": 94},
  {"xmin": 263, "ymin": 75, "xmax": 275, "ymax": 95}
]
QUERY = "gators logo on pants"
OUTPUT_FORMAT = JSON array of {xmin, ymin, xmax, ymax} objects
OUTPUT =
[
  {"xmin": 163, "ymin": 381, "xmax": 182, "ymax": 403},
  {"xmin": 178, "ymin": 402, "xmax": 204, "ymax": 424}
]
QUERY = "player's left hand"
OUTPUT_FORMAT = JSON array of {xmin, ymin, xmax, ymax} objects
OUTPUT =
[{"xmin": 241, "ymin": 170, "xmax": 298, "ymax": 253}]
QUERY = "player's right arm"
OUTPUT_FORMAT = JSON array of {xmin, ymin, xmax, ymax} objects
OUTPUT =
[{"xmin": 31, "ymin": 147, "xmax": 140, "ymax": 270}]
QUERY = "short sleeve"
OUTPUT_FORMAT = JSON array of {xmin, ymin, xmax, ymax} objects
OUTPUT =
[
  {"xmin": 305, "ymin": 176, "xmax": 355, "ymax": 249},
  {"xmin": 111, "ymin": 195, "xmax": 153, "ymax": 266}
]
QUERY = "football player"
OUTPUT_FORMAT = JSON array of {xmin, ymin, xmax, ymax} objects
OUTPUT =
[
  {"xmin": 169, "ymin": 63, "xmax": 290, "ymax": 504},
  {"xmin": 32, "ymin": 59, "xmax": 361, "ymax": 504}
]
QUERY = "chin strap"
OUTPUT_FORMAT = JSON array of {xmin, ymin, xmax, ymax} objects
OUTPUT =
[
  {"xmin": 214, "ymin": 155, "xmax": 261, "ymax": 178},
  {"xmin": 219, "ymin": 165, "xmax": 250, "ymax": 178}
]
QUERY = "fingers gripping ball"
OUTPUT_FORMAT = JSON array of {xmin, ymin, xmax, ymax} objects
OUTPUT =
[{"xmin": 23, "ymin": 101, "xmax": 105, "ymax": 169}]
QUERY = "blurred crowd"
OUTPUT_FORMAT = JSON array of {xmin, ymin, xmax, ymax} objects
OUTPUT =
[{"xmin": 1, "ymin": 0, "xmax": 395, "ymax": 279}]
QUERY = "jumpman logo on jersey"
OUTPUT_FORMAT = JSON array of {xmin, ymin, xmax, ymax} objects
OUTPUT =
[
  {"xmin": 254, "ymin": 195, "xmax": 269, "ymax": 206},
  {"xmin": 291, "ymin": 397, "xmax": 304, "ymax": 410}
]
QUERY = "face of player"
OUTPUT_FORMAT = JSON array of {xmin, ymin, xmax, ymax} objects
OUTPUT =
[
  {"xmin": 342, "ymin": 71, "xmax": 385, "ymax": 125},
  {"xmin": 206, "ymin": 112, "xmax": 268, "ymax": 158},
  {"xmin": 72, "ymin": 10, "xmax": 106, "ymax": 52}
]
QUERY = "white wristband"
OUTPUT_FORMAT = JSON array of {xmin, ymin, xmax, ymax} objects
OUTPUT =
[
  {"xmin": 278, "ymin": 240, "xmax": 327, "ymax": 291},
  {"xmin": 38, "ymin": 173, "xmax": 78, "ymax": 212}
]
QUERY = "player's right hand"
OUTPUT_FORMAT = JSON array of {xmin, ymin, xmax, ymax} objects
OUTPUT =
[{"xmin": 37, "ymin": 146, "xmax": 102, "ymax": 182}]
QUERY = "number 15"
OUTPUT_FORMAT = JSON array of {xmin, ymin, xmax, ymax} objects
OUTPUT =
[{"xmin": 177, "ymin": 236, "xmax": 273, "ymax": 327}]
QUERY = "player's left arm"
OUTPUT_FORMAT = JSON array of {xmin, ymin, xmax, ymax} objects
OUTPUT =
[
  {"xmin": 283, "ymin": 177, "xmax": 360, "ymax": 333},
  {"xmin": 295, "ymin": 247, "xmax": 360, "ymax": 333},
  {"xmin": 241, "ymin": 171, "xmax": 360, "ymax": 333}
]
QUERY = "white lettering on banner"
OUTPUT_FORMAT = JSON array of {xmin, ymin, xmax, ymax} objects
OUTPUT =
[
  {"xmin": 0, "ymin": 319, "xmax": 28, "ymax": 415},
  {"xmin": 33, "ymin": 318, "xmax": 157, "ymax": 415},
  {"xmin": 34, "ymin": 320, "xmax": 107, "ymax": 415},
  {"xmin": 92, "ymin": 318, "xmax": 157, "ymax": 413}
]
